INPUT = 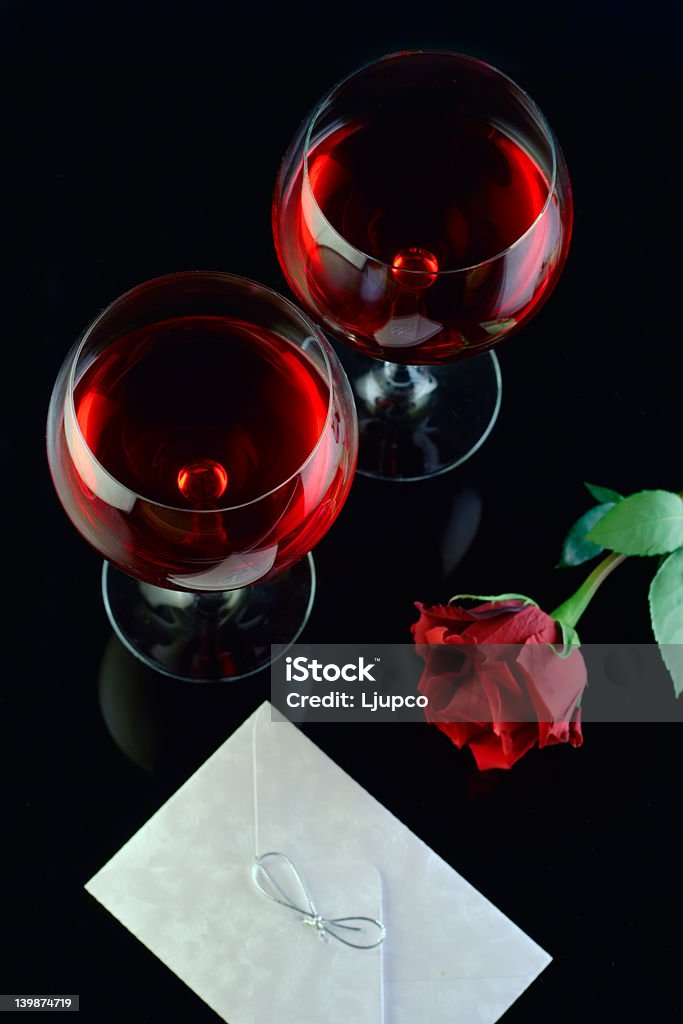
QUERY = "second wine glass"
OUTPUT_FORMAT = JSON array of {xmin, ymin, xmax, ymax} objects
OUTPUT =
[{"xmin": 274, "ymin": 51, "xmax": 573, "ymax": 480}]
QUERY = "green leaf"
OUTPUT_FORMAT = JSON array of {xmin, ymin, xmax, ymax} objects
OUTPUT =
[
  {"xmin": 649, "ymin": 547, "xmax": 683, "ymax": 697},
  {"xmin": 448, "ymin": 592, "xmax": 538, "ymax": 606},
  {"xmin": 584, "ymin": 482, "xmax": 623, "ymax": 504},
  {"xmin": 558, "ymin": 502, "xmax": 615, "ymax": 567},
  {"xmin": 586, "ymin": 490, "xmax": 683, "ymax": 556}
]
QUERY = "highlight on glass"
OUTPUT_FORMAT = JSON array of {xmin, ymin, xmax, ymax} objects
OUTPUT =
[
  {"xmin": 47, "ymin": 272, "xmax": 358, "ymax": 681},
  {"xmin": 274, "ymin": 51, "xmax": 573, "ymax": 480}
]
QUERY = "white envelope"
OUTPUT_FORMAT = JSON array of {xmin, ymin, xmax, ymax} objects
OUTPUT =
[{"xmin": 86, "ymin": 703, "xmax": 551, "ymax": 1023}]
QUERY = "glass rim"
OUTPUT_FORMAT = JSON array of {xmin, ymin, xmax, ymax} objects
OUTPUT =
[
  {"xmin": 66, "ymin": 270, "xmax": 338, "ymax": 514},
  {"xmin": 302, "ymin": 49, "xmax": 560, "ymax": 276}
]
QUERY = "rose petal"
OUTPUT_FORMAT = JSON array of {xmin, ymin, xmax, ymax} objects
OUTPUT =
[
  {"xmin": 473, "ymin": 724, "xmax": 537, "ymax": 770},
  {"xmin": 413, "ymin": 598, "xmax": 586, "ymax": 770},
  {"xmin": 412, "ymin": 602, "xmax": 479, "ymax": 645},
  {"xmin": 515, "ymin": 644, "xmax": 587, "ymax": 726}
]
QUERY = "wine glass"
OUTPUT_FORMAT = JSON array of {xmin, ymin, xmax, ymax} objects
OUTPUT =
[
  {"xmin": 47, "ymin": 272, "xmax": 358, "ymax": 681},
  {"xmin": 273, "ymin": 51, "xmax": 573, "ymax": 480}
]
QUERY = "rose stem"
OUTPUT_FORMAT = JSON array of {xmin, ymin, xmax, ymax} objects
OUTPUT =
[{"xmin": 550, "ymin": 551, "xmax": 628, "ymax": 630}]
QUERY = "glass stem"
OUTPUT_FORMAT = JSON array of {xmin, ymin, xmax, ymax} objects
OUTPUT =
[
  {"xmin": 356, "ymin": 359, "xmax": 438, "ymax": 416},
  {"xmin": 381, "ymin": 361, "xmax": 430, "ymax": 389},
  {"xmin": 196, "ymin": 589, "xmax": 245, "ymax": 622}
]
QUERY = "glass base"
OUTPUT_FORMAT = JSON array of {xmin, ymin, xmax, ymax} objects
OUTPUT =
[
  {"xmin": 335, "ymin": 348, "xmax": 502, "ymax": 481},
  {"xmin": 101, "ymin": 555, "xmax": 315, "ymax": 683}
]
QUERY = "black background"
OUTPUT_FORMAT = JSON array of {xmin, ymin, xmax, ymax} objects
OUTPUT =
[{"xmin": 5, "ymin": 0, "xmax": 683, "ymax": 1020}]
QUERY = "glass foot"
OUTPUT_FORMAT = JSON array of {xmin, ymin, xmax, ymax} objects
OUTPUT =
[
  {"xmin": 335, "ymin": 348, "xmax": 502, "ymax": 481},
  {"xmin": 102, "ymin": 555, "xmax": 315, "ymax": 682}
]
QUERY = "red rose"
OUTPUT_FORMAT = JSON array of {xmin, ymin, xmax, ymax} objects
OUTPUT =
[{"xmin": 412, "ymin": 599, "xmax": 586, "ymax": 770}]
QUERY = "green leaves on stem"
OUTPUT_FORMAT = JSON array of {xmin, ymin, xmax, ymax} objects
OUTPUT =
[
  {"xmin": 649, "ymin": 547, "xmax": 683, "ymax": 697},
  {"xmin": 587, "ymin": 490, "xmax": 683, "ymax": 556},
  {"xmin": 553, "ymin": 484, "xmax": 683, "ymax": 699},
  {"xmin": 584, "ymin": 482, "xmax": 623, "ymax": 504},
  {"xmin": 558, "ymin": 482, "xmax": 623, "ymax": 568},
  {"xmin": 559, "ymin": 487, "xmax": 683, "ymax": 564},
  {"xmin": 558, "ymin": 502, "xmax": 616, "ymax": 568}
]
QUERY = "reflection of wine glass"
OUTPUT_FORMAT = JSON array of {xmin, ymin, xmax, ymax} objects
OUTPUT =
[
  {"xmin": 47, "ymin": 272, "xmax": 358, "ymax": 681},
  {"xmin": 274, "ymin": 51, "xmax": 573, "ymax": 480}
]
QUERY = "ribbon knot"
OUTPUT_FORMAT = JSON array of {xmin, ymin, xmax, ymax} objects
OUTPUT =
[
  {"xmin": 252, "ymin": 852, "xmax": 386, "ymax": 950},
  {"xmin": 304, "ymin": 913, "xmax": 327, "ymax": 936}
]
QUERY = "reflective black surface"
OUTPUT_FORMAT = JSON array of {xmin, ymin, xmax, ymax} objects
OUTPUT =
[{"xmin": 9, "ymin": 1, "xmax": 683, "ymax": 1020}]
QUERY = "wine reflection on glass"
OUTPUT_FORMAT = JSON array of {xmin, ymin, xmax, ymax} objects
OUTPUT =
[
  {"xmin": 273, "ymin": 51, "xmax": 573, "ymax": 480},
  {"xmin": 47, "ymin": 272, "xmax": 358, "ymax": 681}
]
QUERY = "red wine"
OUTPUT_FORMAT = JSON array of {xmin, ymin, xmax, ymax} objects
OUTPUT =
[
  {"xmin": 52, "ymin": 316, "xmax": 355, "ymax": 589},
  {"xmin": 75, "ymin": 317, "xmax": 329, "ymax": 507},
  {"xmin": 275, "ymin": 111, "xmax": 572, "ymax": 364}
]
